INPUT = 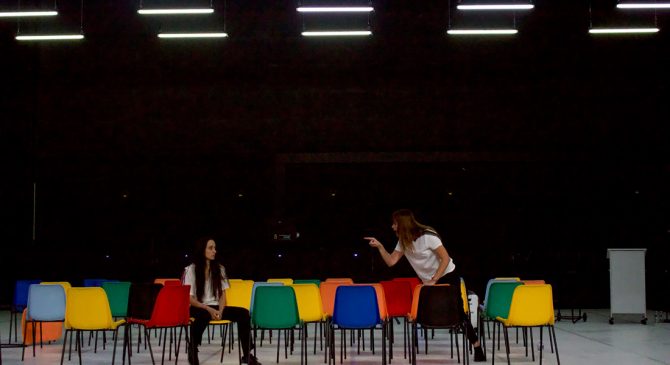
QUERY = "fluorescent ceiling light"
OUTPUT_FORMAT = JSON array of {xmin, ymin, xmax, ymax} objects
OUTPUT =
[
  {"xmin": 138, "ymin": 8, "xmax": 214, "ymax": 15},
  {"xmin": 589, "ymin": 27, "xmax": 659, "ymax": 34},
  {"xmin": 447, "ymin": 29, "xmax": 518, "ymax": 35},
  {"xmin": 297, "ymin": 7, "xmax": 374, "ymax": 12},
  {"xmin": 617, "ymin": 3, "xmax": 670, "ymax": 9},
  {"xmin": 0, "ymin": 11, "xmax": 58, "ymax": 17},
  {"xmin": 158, "ymin": 32, "xmax": 228, "ymax": 38},
  {"xmin": 301, "ymin": 31, "xmax": 372, "ymax": 36},
  {"xmin": 457, "ymin": 4, "xmax": 534, "ymax": 10},
  {"xmin": 16, "ymin": 34, "xmax": 84, "ymax": 41}
]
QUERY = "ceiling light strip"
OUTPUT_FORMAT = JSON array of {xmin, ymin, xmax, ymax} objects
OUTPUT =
[
  {"xmin": 158, "ymin": 33, "xmax": 228, "ymax": 38},
  {"xmin": 589, "ymin": 28, "xmax": 659, "ymax": 33},
  {"xmin": 138, "ymin": 8, "xmax": 214, "ymax": 15},
  {"xmin": 16, "ymin": 34, "xmax": 85, "ymax": 41},
  {"xmin": 457, "ymin": 4, "xmax": 534, "ymax": 10},
  {"xmin": 617, "ymin": 3, "xmax": 670, "ymax": 9},
  {"xmin": 0, "ymin": 11, "xmax": 58, "ymax": 17},
  {"xmin": 301, "ymin": 30, "xmax": 372, "ymax": 36},
  {"xmin": 447, "ymin": 29, "xmax": 518, "ymax": 35},
  {"xmin": 297, "ymin": 7, "xmax": 374, "ymax": 12}
]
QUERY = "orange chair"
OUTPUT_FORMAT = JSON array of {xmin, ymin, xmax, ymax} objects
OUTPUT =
[
  {"xmin": 325, "ymin": 278, "xmax": 354, "ymax": 284},
  {"xmin": 153, "ymin": 278, "xmax": 181, "ymax": 286}
]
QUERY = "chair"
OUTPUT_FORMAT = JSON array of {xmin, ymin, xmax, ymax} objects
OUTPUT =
[
  {"xmin": 291, "ymin": 283, "xmax": 325, "ymax": 356},
  {"xmin": 84, "ymin": 279, "xmax": 118, "ymax": 287},
  {"xmin": 153, "ymin": 278, "xmax": 181, "ymax": 286},
  {"xmin": 215, "ymin": 280, "xmax": 254, "ymax": 362},
  {"xmin": 8, "ymin": 279, "xmax": 40, "ymax": 343},
  {"xmin": 125, "ymin": 283, "xmax": 163, "ymax": 359},
  {"xmin": 124, "ymin": 285, "xmax": 191, "ymax": 365},
  {"xmin": 251, "ymin": 282, "xmax": 284, "ymax": 347},
  {"xmin": 293, "ymin": 279, "xmax": 321, "ymax": 287},
  {"xmin": 59, "ymin": 287, "xmax": 126, "ymax": 365},
  {"xmin": 330, "ymin": 285, "xmax": 386, "ymax": 365},
  {"xmin": 21, "ymin": 284, "xmax": 67, "ymax": 360},
  {"xmin": 409, "ymin": 284, "xmax": 468, "ymax": 365},
  {"xmin": 40, "ymin": 281, "xmax": 72, "ymax": 295},
  {"xmin": 251, "ymin": 286, "xmax": 305, "ymax": 364},
  {"xmin": 103, "ymin": 281, "xmax": 132, "ymax": 319},
  {"xmin": 494, "ymin": 284, "xmax": 560, "ymax": 365},
  {"xmin": 381, "ymin": 280, "xmax": 413, "ymax": 360},
  {"xmin": 479, "ymin": 281, "xmax": 524, "ymax": 357},
  {"xmin": 324, "ymin": 278, "xmax": 354, "ymax": 284},
  {"xmin": 267, "ymin": 278, "xmax": 294, "ymax": 285}
]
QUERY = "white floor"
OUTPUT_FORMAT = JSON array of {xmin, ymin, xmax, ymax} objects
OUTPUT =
[{"xmin": 1, "ymin": 309, "xmax": 669, "ymax": 364}]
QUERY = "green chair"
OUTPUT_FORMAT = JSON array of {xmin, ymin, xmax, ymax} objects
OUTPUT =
[
  {"xmin": 479, "ymin": 281, "xmax": 524, "ymax": 357},
  {"xmin": 294, "ymin": 279, "xmax": 321, "ymax": 287},
  {"xmin": 102, "ymin": 281, "xmax": 132, "ymax": 319},
  {"xmin": 251, "ymin": 286, "xmax": 305, "ymax": 364}
]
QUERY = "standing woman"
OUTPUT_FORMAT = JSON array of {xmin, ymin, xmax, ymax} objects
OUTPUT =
[
  {"xmin": 365, "ymin": 209, "xmax": 486, "ymax": 362},
  {"xmin": 183, "ymin": 237, "xmax": 261, "ymax": 365}
]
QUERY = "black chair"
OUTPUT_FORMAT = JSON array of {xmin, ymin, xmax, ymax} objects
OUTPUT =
[
  {"xmin": 410, "ymin": 284, "xmax": 469, "ymax": 365},
  {"xmin": 124, "ymin": 283, "xmax": 162, "ymax": 360}
]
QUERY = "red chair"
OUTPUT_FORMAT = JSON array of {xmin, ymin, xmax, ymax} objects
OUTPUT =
[
  {"xmin": 124, "ymin": 285, "xmax": 191, "ymax": 365},
  {"xmin": 381, "ymin": 280, "xmax": 413, "ymax": 361}
]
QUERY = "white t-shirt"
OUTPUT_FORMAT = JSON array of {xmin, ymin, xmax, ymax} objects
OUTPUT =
[
  {"xmin": 394, "ymin": 233, "xmax": 455, "ymax": 284},
  {"xmin": 183, "ymin": 263, "xmax": 230, "ymax": 306}
]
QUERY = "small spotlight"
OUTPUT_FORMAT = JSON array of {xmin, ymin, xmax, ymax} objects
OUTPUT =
[
  {"xmin": 184, "ymin": 254, "xmax": 189, "ymax": 258},
  {"xmin": 353, "ymin": 253, "xmax": 359, "ymax": 258},
  {"xmin": 238, "ymin": 193, "xmax": 244, "ymax": 197},
  {"xmin": 277, "ymin": 254, "xmax": 283, "ymax": 258},
  {"xmin": 448, "ymin": 192, "xmax": 453, "ymax": 196},
  {"xmin": 105, "ymin": 255, "xmax": 110, "ymax": 259}
]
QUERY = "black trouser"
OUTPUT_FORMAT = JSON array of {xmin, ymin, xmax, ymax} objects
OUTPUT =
[
  {"xmin": 190, "ymin": 305, "xmax": 253, "ymax": 357},
  {"xmin": 436, "ymin": 270, "xmax": 480, "ymax": 345}
]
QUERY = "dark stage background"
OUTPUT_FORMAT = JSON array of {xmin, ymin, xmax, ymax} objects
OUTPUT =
[{"xmin": 1, "ymin": 0, "xmax": 669, "ymax": 310}]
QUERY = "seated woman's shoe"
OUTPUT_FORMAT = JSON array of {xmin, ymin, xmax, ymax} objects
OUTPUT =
[
  {"xmin": 242, "ymin": 354, "xmax": 262, "ymax": 365},
  {"xmin": 474, "ymin": 345, "xmax": 486, "ymax": 362}
]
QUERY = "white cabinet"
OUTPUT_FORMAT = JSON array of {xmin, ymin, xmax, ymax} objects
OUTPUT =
[{"xmin": 607, "ymin": 248, "xmax": 647, "ymax": 324}]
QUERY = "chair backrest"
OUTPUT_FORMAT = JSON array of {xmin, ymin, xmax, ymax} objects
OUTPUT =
[
  {"xmin": 484, "ymin": 281, "xmax": 524, "ymax": 320},
  {"xmin": 83, "ymin": 278, "xmax": 119, "ymax": 287},
  {"xmin": 392, "ymin": 277, "xmax": 421, "ymax": 290},
  {"xmin": 12, "ymin": 280, "xmax": 41, "ymax": 311},
  {"xmin": 102, "ymin": 281, "xmax": 132, "ymax": 317},
  {"xmin": 319, "ymin": 281, "xmax": 345, "ymax": 318},
  {"xmin": 408, "ymin": 284, "xmax": 423, "ymax": 321},
  {"xmin": 226, "ymin": 280, "xmax": 254, "ymax": 310},
  {"xmin": 127, "ymin": 283, "xmax": 163, "ymax": 320},
  {"xmin": 40, "ymin": 281, "xmax": 72, "ymax": 296},
  {"xmin": 505, "ymin": 284, "xmax": 555, "ymax": 326},
  {"xmin": 146, "ymin": 285, "xmax": 191, "ymax": 327},
  {"xmin": 325, "ymin": 278, "xmax": 354, "ymax": 284},
  {"xmin": 521, "ymin": 280, "xmax": 546, "ymax": 285},
  {"xmin": 332, "ymin": 285, "xmax": 381, "ymax": 328},
  {"xmin": 27, "ymin": 284, "xmax": 66, "ymax": 321},
  {"xmin": 354, "ymin": 283, "xmax": 389, "ymax": 320},
  {"xmin": 380, "ymin": 280, "xmax": 413, "ymax": 318},
  {"xmin": 293, "ymin": 279, "xmax": 321, "ymax": 287},
  {"xmin": 482, "ymin": 278, "xmax": 521, "ymax": 309},
  {"xmin": 251, "ymin": 286, "xmax": 300, "ymax": 329},
  {"xmin": 267, "ymin": 278, "xmax": 294, "ymax": 285},
  {"xmin": 460, "ymin": 278, "xmax": 470, "ymax": 314},
  {"xmin": 66, "ymin": 287, "xmax": 114, "ymax": 330},
  {"xmin": 250, "ymin": 282, "xmax": 283, "ymax": 313},
  {"xmin": 416, "ymin": 284, "xmax": 461, "ymax": 328},
  {"xmin": 291, "ymin": 283, "xmax": 324, "ymax": 323},
  {"xmin": 154, "ymin": 278, "xmax": 181, "ymax": 286}
]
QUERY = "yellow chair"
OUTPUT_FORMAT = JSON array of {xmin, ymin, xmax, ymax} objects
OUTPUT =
[
  {"xmin": 494, "ymin": 284, "xmax": 559, "ymax": 365},
  {"xmin": 61, "ymin": 287, "xmax": 126, "ymax": 365},
  {"xmin": 291, "ymin": 283, "xmax": 325, "ymax": 356},
  {"xmin": 267, "ymin": 278, "xmax": 294, "ymax": 285}
]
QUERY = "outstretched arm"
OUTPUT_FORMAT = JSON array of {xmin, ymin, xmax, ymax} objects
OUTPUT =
[{"xmin": 365, "ymin": 237, "xmax": 404, "ymax": 267}]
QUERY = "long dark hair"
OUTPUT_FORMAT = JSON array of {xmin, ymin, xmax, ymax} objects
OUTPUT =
[
  {"xmin": 392, "ymin": 209, "xmax": 438, "ymax": 252},
  {"xmin": 192, "ymin": 236, "xmax": 224, "ymax": 302}
]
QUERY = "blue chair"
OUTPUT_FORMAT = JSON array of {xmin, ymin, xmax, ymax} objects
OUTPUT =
[
  {"xmin": 21, "ymin": 284, "xmax": 67, "ymax": 360},
  {"xmin": 9, "ymin": 279, "xmax": 41, "ymax": 343},
  {"xmin": 330, "ymin": 285, "xmax": 386, "ymax": 365},
  {"xmin": 84, "ymin": 278, "xmax": 119, "ymax": 287}
]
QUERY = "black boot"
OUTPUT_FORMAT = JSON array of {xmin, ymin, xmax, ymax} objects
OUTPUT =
[
  {"xmin": 188, "ymin": 345, "xmax": 199, "ymax": 365},
  {"xmin": 474, "ymin": 345, "xmax": 486, "ymax": 362},
  {"xmin": 242, "ymin": 353, "xmax": 262, "ymax": 365}
]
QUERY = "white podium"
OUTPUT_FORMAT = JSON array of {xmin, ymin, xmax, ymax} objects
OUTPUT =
[{"xmin": 607, "ymin": 248, "xmax": 647, "ymax": 324}]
